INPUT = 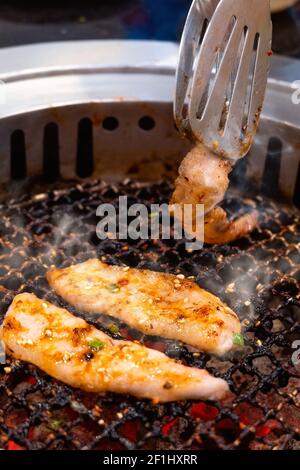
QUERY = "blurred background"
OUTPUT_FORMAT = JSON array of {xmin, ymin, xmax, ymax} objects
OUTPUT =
[{"xmin": 0, "ymin": 0, "xmax": 299, "ymax": 57}]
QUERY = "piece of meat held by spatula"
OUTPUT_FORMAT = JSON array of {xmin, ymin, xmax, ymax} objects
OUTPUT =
[
  {"xmin": 47, "ymin": 259, "xmax": 241, "ymax": 356},
  {"xmin": 170, "ymin": 144, "xmax": 258, "ymax": 245},
  {"xmin": 1, "ymin": 293, "xmax": 229, "ymax": 402},
  {"xmin": 172, "ymin": 0, "xmax": 272, "ymax": 244}
]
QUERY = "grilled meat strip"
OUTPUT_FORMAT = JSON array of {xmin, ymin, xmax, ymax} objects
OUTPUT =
[
  {"xmin": 1, "ymin": 293, "xmax": 229, "ymax": 402},
  {"xmin": 47, "ymin": 259, "xmax": 241, "ymax": 356}
]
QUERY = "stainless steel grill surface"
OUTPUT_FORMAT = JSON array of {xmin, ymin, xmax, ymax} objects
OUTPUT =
[{"xmin": 0, "ymin": 179, "xmax": 299, "ymax": 450}]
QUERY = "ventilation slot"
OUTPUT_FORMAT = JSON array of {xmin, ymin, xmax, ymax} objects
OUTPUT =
[
  {"xmin": 242, "ymin": 32, "xmax": 260, "ymax": 133},
  {"xmin": 180, "ymin": 18, "xmax": 209, "ymax": 116},
  {"xmin": 10, "ymin": 129, "xmax": 27, "ymax": 180},
  {"xmin": 43, "ymin": 123, "xmax": 60, "ymax": 181},
  {"xmin": 219, "ymin": 26, "xmax": 249, "ymax": 134},
  {"xmin": 198, "ymin": 18, "xmax": 209, "ymax": 49},
  {"xmin": 197, "ymin": 15, "xmax": 237, "ymax": 121},
  {"xmin": 262, "ymin": 137, "xmax": 282, "ymax": 198},
  {"xmin": 293, "ymin": 162, "xmax": 300, "ymax": 209},
  {"xmin": 76, "ymin": 118, "xmax": 93, "ymax": 178},
  {"xmin": 138, "ymin": 116, "xmax": 155, "ymax": 131},
  {"xmin": 102, "ymin": 116, "xmax": 119, "ymax": 131}
]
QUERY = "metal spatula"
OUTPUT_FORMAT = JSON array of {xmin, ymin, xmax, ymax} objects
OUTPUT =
[{"xmin": 175, "ymin": 0, "xmax": 272, "ymax": 160}]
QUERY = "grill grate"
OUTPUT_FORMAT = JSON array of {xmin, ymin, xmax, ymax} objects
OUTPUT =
[{"xmin": 0, "ymin": 178, "xmax": 299, "ymax": 450}]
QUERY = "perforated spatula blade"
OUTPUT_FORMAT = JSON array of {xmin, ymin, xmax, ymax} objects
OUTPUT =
[{"xmin": 175, "ymin": 0, "xmax": 272, "ymax": 160}]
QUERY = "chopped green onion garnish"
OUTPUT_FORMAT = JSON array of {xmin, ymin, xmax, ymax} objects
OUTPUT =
[
  {"xmin": 233, "ymin": 333, "xmax": 245, "ymax": 347},
  {"xmin": 88, "ymin": 339, "xmax": 105, "ymax": 351},
  {"xmin": 106, "ymin": 283, "xmax": 119, "ymax": 292},
  {"xmin": 109, "ymin": 324, "xmax": 119, "ymax": 335},
  {"xmin": 49, "ymin": 419, "xmax": 62, "ymax": 431}
]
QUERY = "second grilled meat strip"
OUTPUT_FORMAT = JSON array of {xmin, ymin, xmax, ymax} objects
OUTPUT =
[
  {"xmin": 1, "ymin": 293, "xmax": 228, "ymax": 402},
  {"xmin": 47, "ymin": 259, "xmax": 241, "ymax": 356}
]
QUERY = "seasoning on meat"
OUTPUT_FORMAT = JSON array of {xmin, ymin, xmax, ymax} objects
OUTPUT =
[
  {"xmin": 47, "ymin": 259, "xmax": 241, "ymax": 356},
  {"xmin": 1, "ymin": 293, "xmax": 229, "ymax": 402}
]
